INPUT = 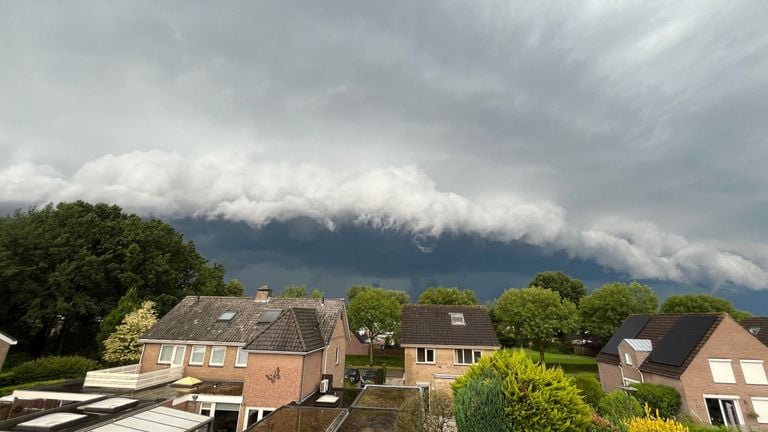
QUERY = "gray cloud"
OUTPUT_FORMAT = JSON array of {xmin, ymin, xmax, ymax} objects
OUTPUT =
[{"xmin": 2, "ymin": 2, "xmax": 768, "ymax": 288}]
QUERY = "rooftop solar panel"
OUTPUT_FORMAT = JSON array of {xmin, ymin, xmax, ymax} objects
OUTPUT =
[
  {"xmin": 646, "ymin": 315, "xmax": 717, "ymax": 367},
  {"xmin": 599, "ymin": 315, "xmax": 651, "ymax": 356}
]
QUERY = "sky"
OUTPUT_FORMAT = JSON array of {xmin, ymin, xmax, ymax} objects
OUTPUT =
[{"xmin": 2, "ymin": 1, "xmax": 768, "ymax": 312}]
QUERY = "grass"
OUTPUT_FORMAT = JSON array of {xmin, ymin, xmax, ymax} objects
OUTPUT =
[
  {"xmin": 0, "ymin": 379, "xmax": 71, "ymax": 397},
  {"xmin": 345, "ymin": 355, "xmax": 404, "ymax": 369},
  {"xmin": 519, "ymin": 348, "xmax": 598, "ymax": 374}
]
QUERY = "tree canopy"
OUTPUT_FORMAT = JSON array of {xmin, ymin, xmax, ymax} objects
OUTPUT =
[
  {"xmin": 278, "ymin": 284, "xmax": 323, "ymax": 298},
  {"xmin": 0, "ymin": 201, "xmax": 239, "ymax": 356},
  {"xmin": 493, "ymin": 287, "xmax": 579, "ymax": 362},
  {"xmin": 528, "ymin": 271, "xmax": 587, "ymax": 305},
  {"xmin": 102, "ymin": 300, "xmax": 158, "ymax": 364},
  {"xmin": 418, "ymin": 286, "xmax": 478, "ymax": 305},
  {"xmin": 660, "ymin": 294, "xmax": 751, "ymax": 320},
  {"xmin": 347, "ymin": 286, "xmax": 403, "ymax": 364},
  {"xmin": 579, "ymin": 281, "xmax": 658, "ymax": 342}
]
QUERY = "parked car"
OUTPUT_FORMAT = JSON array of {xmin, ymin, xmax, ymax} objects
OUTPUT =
[
  {"xmin": 345, "ymin": 368, "xmax": 360, "ymax": 383},
  {"xmin": 361, "ymin": 370, "xmax": 377, "ymax": 385}
]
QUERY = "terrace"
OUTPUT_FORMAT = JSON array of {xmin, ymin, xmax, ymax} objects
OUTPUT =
[{"xmin": 83, "ymin": 365, "xmax": 184, "ymax": 391}]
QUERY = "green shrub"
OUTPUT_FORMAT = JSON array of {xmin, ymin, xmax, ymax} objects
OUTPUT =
[
  {"xmin": 2, "ymin": 352, "xmax": 33, "ymax": 370},
  {"xmin": 587, "ymin": 412, "xmax": 620, "ymax": 432},
  {"xmin": 454, "ymin": 369, "xmax": 508, "ymax": 432},
  {"xmin": 630, "ymin": 383, "xmax": 680, "ymax": 419},
  {"xmin": 572, "ymin": 373, "xmax": 604, "ymax": 408},
  {"xmin": 598, "ymin": 391, "xmax": 643, "ymax": 430},
  {"xmin": 678, "ymin": 415, "xmax": 733, "ymax": 432},
  {"xmin": 453, "ymin": 349, "xmax": 592, "ymax": 431},
  {"xmin": 0, "ymin": 356, "xmax": 98, "ymax": 387}
]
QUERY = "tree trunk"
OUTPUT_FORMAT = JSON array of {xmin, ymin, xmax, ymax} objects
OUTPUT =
[{"xmin": 369, "ymin": 339, "xmax": 374, "ymax": 365}]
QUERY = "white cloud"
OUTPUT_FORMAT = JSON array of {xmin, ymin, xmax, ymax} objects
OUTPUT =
[{"xmin": 2, "ymin": 150, "xmax": 768, "ymax": 290}]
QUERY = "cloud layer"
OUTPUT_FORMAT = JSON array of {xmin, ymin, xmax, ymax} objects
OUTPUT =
[{"xmin": 2, "ymin": 150, "xmax": 767, "ymax": 289}]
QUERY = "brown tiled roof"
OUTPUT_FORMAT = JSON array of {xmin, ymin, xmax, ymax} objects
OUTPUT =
[
  {"xmin": 401, "ymin": 305, "xmax": 500, "ymax": 347},
  {"xmin": 596, "ymin": 313, "xmax": 723, "ymax": 379},
  {"xmin": 740, "ymin": 317, "xmax": 768, "ymax": 347},
  {"xmin": 141, "ymin": 296, "xmax": 344, "ymax": 352},
  {"xmin": 246, "ymin": 308, "xmax": 325, "ymax": 352}
]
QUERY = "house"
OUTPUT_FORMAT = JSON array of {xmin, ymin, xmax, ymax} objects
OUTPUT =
[
  {"xmin": 401, "ymin": 304, "xmax": 500, "ymax": 391},
  {"xmin": 741, "ymin": 317, "xmax": 768, "ymax": 347},
  {"xmin": 346, "ymin": 330, "xmax": 370, "ymax": 356},
  {"xmin": 597, "ymin": 313, "xmax": 768, "ymax": 430},
  {"xmin": 83, "ymin": 286, "xmax": 349, "ymax": 432},
  {"xmin": 0, "ymin": 331, "xmax": 17, "ymax": 371}
]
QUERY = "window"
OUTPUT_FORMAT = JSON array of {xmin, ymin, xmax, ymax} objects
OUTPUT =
[
  {"xmin": 705, "ymin": 397, "xmax": 742, "ymax": 427},
  {"xmin": 245, "ymin": 408, "xmax": 275, "ymax": 428},
  {"xmin": 335, "ymin": 347, "xmax": 340, "ymax": 365},
  {"xmin": 209, "ymin": 346, "xmax": 226, "ymax": 366},
  {"xmin": 751, "ymin": 397, "xmax": 768, "ymax": 424},
  {"xmin": 624, "ymin": 352, "xmax": 634, "ymax": 366},
  {"xmin": 189, "ymin": 346, "xmax": 206, "ymax": 366},
  {"xmin": 709, "ymin": 359, "xmax": 736, "ymax": 384},
  {"xmin": 450, "ymin": 313, "xmax": 465, "ymax": 325},
  {"xmin": 416, "ymin": 348, "xmax": 435, "ymax": 364},
  {"xmin": 740, "ymin": 360, "xmax": 768, "ymax": 385},
  {"xmin": 455, "ymin": 349, "xmax": 481, "ymax": 365},
  {"xmin": 217, "ymin": 311, "xmax": 236, "ymax": 321},
  {"xmin": 235, "ymin": 347, "xmax": 248, "ymax": 367},
  {"xmin": 158, "ymin": 345, "xmax": 185, "ymax": 366}
]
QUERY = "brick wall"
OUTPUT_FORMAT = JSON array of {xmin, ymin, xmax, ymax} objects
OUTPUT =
[
  {"xmin": 139, "ymin": 343, "xmax": 246, "ymax": 382},
  {"xmin": 325, "ymin": 316, "xmax": 347, "ymax": 387},
  {"xmin": 403, "ymin": 346, "xmax": 498, "ymax": 389},
  {"xmin": 241, "ymin": 352, "xmax": 304, "ymax": 408},
  {"xmin": 679, "ymin": 316, "xmax": 768, "ymax": 429},
  {"xmin": 0, "ymin": 342, "xmax": 10, "ymax": 372},
  {"xmin": 301, "ymin": 350, "xmax": 324, "ymax": 400},
  {"xmin": 598, "ymin": 361, "xmax": 623, "ymax": 393}
]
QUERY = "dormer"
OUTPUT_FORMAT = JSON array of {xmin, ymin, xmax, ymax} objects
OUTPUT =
[{"xmin": 618, "ymin": 338, "xmax": 652, "ymax": 369}]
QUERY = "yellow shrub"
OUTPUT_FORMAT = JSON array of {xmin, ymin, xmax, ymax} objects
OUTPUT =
[{"xmin": 627, "ymin": 405, "xmax": 688, "ymax": 432}]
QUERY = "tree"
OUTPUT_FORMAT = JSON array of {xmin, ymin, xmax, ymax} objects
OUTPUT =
[
  {"xmin": 347, "ymin": 287, "xmax": 403, "ymax": 364},
  {"xmin": 0, "ymin": 201, "xmax": 236, "ymax": 356},
  {"xmin": 102, "ymin": 301, "xmax": 157, "ymax": 364},
  {"xmin": 528, "ymin": 271, "xmax": 587, "ymax": 305},
  {"xmin": 396, "ymin": 390, "xmax": 454, "ymax": 432},
  {"xmin": 660, "ymin": 294, "xmax": 751, "ymax": 320},
  {"xmin": 579, "ymin": 282, "xmax": 658, "ymax": 343},
  {"xmin": 493, "ymin": 287, "xmax": 579, "ymax": 363},
  {"xmin": 452, "ymin": 350, "xmax": 592, "ymax": 431},
  {"xmin": 280, "ymin": 284, "xmax": 308, "ymax": 298},
  {"xmin": 311, "ymin": 289, "xmax": 324, "ymax": 299},
  {"xmin": 96, "ymin": 287, "xmax": 140, "ymax": 351},
  {"xmin": 418, "ymin": 287, "xmax": 478, "ymax": 305}
]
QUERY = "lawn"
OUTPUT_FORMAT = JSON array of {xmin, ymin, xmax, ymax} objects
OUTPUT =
[
  {"xmin": 520, "ymin": 348, "xmax": 598, "ymax": 374},
  {"xmin": 345, "ymin": 355, "xmax": 404, "ymax": 369}
]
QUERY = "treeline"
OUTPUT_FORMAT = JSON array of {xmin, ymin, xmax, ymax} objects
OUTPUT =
[{"xmin": 0, "ymin": 201, "xmax": 242, "ymax": 358}]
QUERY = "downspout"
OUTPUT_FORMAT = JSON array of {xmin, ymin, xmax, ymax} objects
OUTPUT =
[
  {"xmin": 638, "ymin": 369, "xmax": 645, "ymax": 383},
  {"xmin": 618, "ymin": 364, "xmax": 626, "ymax": 386}
]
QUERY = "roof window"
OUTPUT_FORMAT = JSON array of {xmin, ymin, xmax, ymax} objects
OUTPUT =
[
  {"xmin": 258, "ymin": 309, "xmax": 281, "ymax": 323},
  {"xmin": 217, "ymin": 311, "xmax": 236, "ymax": 321},
  {"xmin": 450, "ymin": 313, "xmax": 465, "ymax": 325}
]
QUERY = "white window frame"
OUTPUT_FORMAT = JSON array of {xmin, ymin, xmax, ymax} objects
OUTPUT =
[
  {"xmin": 189, "ymin": 345, "xmax": 206, "ymax": 366},
  {"xmin": 335, "ymin": 346, "xmax": 340, "ymax": 366},
  {"xmin": 449, "ymin": 313, "xmax": 465, "ymax": 325},
  {"xmin": 454, "ymin": 348, "xmax": 481, "ymax": 365},
  {"xmin": 158, "ymin": 344, "xmax": 185, "ymax": 366},
  {"xmin": 740, "ymin": 360, "xmax": 768, "ymax": 385},
  {"xmin": 703, "ymin": 395, "xmax": 744, "ymax": 427},
  {"xmin": 709, "ymin": 359, "xmax": 737, "ymax": 384},
  {"xmin": 624, "ymin": 352, "xmax": 634, "ymax": 366},
  {"xmin": 416, "ymin": 347, "xmax": 435, "ymax": 364},
  {"xmin": 751, "ymin": 397, "xmax": 768, "ymax": 424},
  {"xmin": 243, "ymin": 407, "xmax": 276, "ymax": 429},
  {"xmin": 235, "ymin": 347, "xmax": 248, "ymax": 368},
  {"xmin": 209, "ymin": 346, "xmax": 226, "ymax": 367}
]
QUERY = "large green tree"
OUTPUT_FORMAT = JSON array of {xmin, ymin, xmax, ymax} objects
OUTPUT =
[
  {"xmin": 347, "ymin": 287, "xmax": 403, "ymax": 364},
  {"xmin": 279, "ymin": 284, "xmax": 324, "ymax": 299},
  {"xmin": 660, "ymin": 294, "xmax": 751, "ymax": 319},
  {"xmin": 493, "ymin": 287, "xmax": 579, "ymax": 363},
  {"xmin": 418, "ymin": 287, "xmax": 478, "ymax": 305},
  {"xmin": 579, "ymin": 281, "xmax": 658, "ymax": 342},
  {"xmin": 528, "ymin": 271, "xmax": 587, "ymax": 305},
  {"xmin": 0, "ymin": 201, "xmax": 238, "ymax": 356}
]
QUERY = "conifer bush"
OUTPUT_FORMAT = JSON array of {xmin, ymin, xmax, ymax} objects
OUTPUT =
[
  {"xmin": 453, "ymin": 349, "xmax": 592, "ymax": 432},
  {"xmin": 598, "ymin": 390, "xmax": 643, "ymax": 429},
  {"xmin": 573, "ymin": 373, "xmax": 604, "ymax": 408},
  {"xmin": 630, "ymin": 383, "xmax": 681, "ymax": 419}
]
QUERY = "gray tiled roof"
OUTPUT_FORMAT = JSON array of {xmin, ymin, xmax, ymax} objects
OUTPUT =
[
  {"xmin": 141, "ymin": 296, "xmax": 344, "ymax": 352},
  {"xmin": 246, "ymin": 308, "xmax": 325, "ymax": 352},
  {"xmin": 401, "ymin": 305, "xmax": 500, "ymax": 347}
]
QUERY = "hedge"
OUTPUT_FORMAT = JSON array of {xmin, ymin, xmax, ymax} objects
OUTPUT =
[
  {"xmin": 629, "ymin": 383, "xmax": 681, "ymax": 419},
  {"xmin": 0, "ymin": 356, "xmax": 98, "ymax": 387}
]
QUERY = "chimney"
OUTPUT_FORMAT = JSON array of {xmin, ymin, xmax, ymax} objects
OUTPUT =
[{"xmin": 255, "ymin": 285, "xmax": 272, "ymax": 302}]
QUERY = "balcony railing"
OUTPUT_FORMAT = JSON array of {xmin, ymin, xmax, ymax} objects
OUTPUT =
[{"xmin": 83, "ymin": 364, "xmax": 184, "ymax": 390}]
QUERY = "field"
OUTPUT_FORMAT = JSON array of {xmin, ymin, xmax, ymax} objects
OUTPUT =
[{"xmin": 345, "ymin": 355, "xmax": 404, "ymax": 369}]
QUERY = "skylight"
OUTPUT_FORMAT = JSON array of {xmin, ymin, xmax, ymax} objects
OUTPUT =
[
  {"xmin": 258, "ymin": 309, "xmax": 281, "ymax": 323},
  {"xmin": 17, "ymin": 412, "xmax": 88, "ymax": 430},
  {"xmin": 79, "ymin": 397, "xmax": 139, "ymax": 414},
  {"xmin": 450, "ymin": 313, "xmax": 465, "ymax": 325},
  {"xmin": 217, "ymin": 311, "xmax": 236, "ymax": 321}
]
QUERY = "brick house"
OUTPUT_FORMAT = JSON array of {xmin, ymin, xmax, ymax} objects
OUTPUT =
[
  {"xmin": 742, "ymin": 318, "xmax": 768, "ymax": 348},
  {"xmin": 597, "ymin": 313, "xmax": 768, "ymax": 430},
  {"xmin": 0, "ymin": 331, "xmax": 17, "ymax": 371},
  {"xmin": 111, "ymin": 287, "xmax": 348, "ymax": 432},
  {"xmin": 401, "ymin": 305, "xmax": 500, "ymax": 392}
]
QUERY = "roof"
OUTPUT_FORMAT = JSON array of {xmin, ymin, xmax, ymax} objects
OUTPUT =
[
  {"xmin": 0, "ymin": 330, "xmax": 17, "ymax": 345},
  {"xmin": 141, "ymin": 296, "xmax": 345, "ymax": 353},
  {"xmin": 624, "ymin": 339, "xmax": 652, "ymax": 352},
  {"xmin": 740, "ymin": 317, "xmax": 768, "ymax": 347},
  {"xmin": 246, "ymin": 308, "xmax": 326, "ymax": 352},
  {"xmin": 400, "ymin": 305, "xmax": 500, "ymax": 347},
  {"xmin": 596, "ymin": 313, "xmax": 723, "ymax": 379}
]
